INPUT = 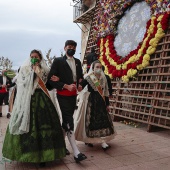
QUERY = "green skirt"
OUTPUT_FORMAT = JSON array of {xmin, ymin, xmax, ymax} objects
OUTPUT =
[{"xmin": 2, "ymin": 89, "xmax": 66, "ymax": 163}]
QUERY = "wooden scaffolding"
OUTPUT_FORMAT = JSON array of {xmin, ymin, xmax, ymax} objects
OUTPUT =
[{"xmin": 73, "ymin": 0, "xmax": 170, "ymax": 131}]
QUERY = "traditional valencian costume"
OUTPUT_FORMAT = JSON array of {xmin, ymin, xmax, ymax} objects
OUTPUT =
[
  {"xmin": 2, "ymin": 50, "xmax": 66, "ymax": 164},
  {"xmin": 74, "ymin": 61, "xmax": 116, "ymax": 149},
  {"xmin": 47, "ymin": 40, "xmax": 87, "ymax": 162}
]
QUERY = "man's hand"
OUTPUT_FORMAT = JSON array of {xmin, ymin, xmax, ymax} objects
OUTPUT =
[
  {"xmin": 64, "ymin": 84, "xmax": 77, "ymax": 91},
  {"xmin": 2, "ymin": 85, "xmax": 6, "ymax": 88},
  {"xmin": 51, "ymin": 75, "xmax": 59, "ymax": 82}
]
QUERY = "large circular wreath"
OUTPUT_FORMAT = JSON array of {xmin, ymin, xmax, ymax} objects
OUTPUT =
[{"xmin": 95, "ymin": 0, "xmax": 170, "ymax": 83}]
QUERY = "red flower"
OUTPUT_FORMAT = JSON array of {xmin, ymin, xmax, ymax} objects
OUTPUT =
[
  {"xmin": 161, "ymin": 13, "xmax": 170, "ymax": 30},
  {"xmin": 146, "ymin": 19, "xmax": 151, "ymax": 29},
  {"xmin": 145, "ymin": 39, "xmax": 150, "ymax": 48},
  {"xmin": 142, "ymin": 48, "xmax": 147, "ymax": 54},
  {"xmin": 117, "ymin": 70, "xmax": 122, "ymax": 77},
  {"xmin": 112, "ymin": 70, "xmax": 117, "ymax": 77},
  {"xmin": 131, "ymin": 63, "xmax": 137, "ymax": 69},
  {"xmin": 117, "ymin": 60, "xmax": 122, "ymax": 65},
  {"xmin": 122, "ymin": 70, "xmax": 127, "ymax": 76}
]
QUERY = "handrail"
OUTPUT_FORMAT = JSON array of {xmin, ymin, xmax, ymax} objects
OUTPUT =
[{"xmin": 73, "ymin": 0, "xmax": 96, "ymax": 20}]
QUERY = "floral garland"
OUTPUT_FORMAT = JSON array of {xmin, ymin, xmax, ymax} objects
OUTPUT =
[
  {"xmin": 95, "ymin": 0, "xmax": 170, "ymax": 38},
  {"xmin": 98, "ymin": 13, "xmax": 170, "ymax": 82},
  {"xmin": 96, "ymin": 0, "xmax": 170, "ymax": 82}
]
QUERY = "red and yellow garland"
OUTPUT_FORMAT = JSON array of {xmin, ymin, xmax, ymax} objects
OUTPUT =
[{"xmin": 98, "ymin": 13, "xmax": 170, "ymax": 83}]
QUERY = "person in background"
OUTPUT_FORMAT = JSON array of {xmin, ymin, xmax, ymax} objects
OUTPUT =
[
  {"xmin": 86, "ymin": 47, "xmax": 98, "ymax": 72},
  {"xmin": 0, "ymin": 70, "xmax": 13, "ymax": 118}
]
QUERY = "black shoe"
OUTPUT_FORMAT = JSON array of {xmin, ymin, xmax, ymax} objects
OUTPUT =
[
  {"xmin": 66, "ymin": 148, "xmax": 70, "ymax": 155},
  {"xmin": 39, "ymin": 162, "xmax": 46, "ymax": 167},
  {"xmin": 7, "ymin": 113, "xmax": 11, "ymax": 119},
  {"xmin": 74, "ymin": 153, "xmax": 87, "ymax": 163},
  {"xmin": 85, "ymin": 143, "xmax": 93, "ymax": 147},
  {"xmin": 0, "ymin": 113, "xmax": 2, "ymax": 117},
  {"xmin": 102, "ymin": 145, "xmax": 111, "ymax": 151}
]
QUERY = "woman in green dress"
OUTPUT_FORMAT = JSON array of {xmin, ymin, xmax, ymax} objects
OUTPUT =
[{"xmin": 2, "ymin": 49, "xmax": 66, "ymax": 167}]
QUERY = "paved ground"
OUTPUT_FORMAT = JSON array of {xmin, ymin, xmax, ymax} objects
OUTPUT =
[{"xmin": 0, "ymin": 109, "xmax": 170, "ymax": 170}]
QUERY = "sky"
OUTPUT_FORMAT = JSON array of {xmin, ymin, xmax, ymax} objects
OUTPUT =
[{"xmin": 0, "ymin": 0, "xmax": 81, "ymax": 69}]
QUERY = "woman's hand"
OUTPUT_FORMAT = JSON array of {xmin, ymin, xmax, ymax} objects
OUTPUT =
[
  {"xmin": 51, "ymin": 75, "xmax": 59, "ymax": 82},
  {"xmin": 32, "ymin": 63, "xmax": 40, "ymax": 71},
  {"xmin": 78, "ymin": 84, "xmax": 82, "ymax": 92}
]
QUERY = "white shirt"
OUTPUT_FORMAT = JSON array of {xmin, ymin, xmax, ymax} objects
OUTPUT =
[
  {"xmin": 3, "ymin": 76, "xmax": 7, "ymax": 85},
  {"xmin": 66, "ymin": 55, "xmax": 77, "ymax": 82}
]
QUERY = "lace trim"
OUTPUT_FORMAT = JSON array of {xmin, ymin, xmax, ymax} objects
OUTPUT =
[{"xmin": 85, "ymin": 74, "xmax": 97, "ymax": 91}]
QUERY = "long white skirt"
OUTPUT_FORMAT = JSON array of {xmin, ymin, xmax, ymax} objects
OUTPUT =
[{"xmin": 74, "ymin": 89, "xmax": 116, "ymax": 144}]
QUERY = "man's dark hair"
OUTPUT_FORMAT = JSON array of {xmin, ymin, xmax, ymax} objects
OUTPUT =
[{"xmin": 65, "ymin": 40, "xmax": 77, "ymax": 47}]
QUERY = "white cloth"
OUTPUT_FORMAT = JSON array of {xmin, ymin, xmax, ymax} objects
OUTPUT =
[
  {"xmin": 48, "ymin": 89, "xmax": 62, "ymax": 121},
  {"xmin": 2, "ymin": 76, "xmax": 7, "ymax": 92},
  {"xmin": 8, "ymin": 74, "xmax": 18, "ymax": 107},
  {"xmin": 9, "ymin": 50, "xmax": 51, "ymax": 135},
  {"xmin": 67, "ymin": 131, "xmax": 80, "ymax": 158},
  {"xmin": 66, "ymin": 55, "xmax": 77, "ymax": 82},
  {"xmin": 2, "ymin": 76, "xmax": 6, "ymax": 86},
  {"xmin": 12, "ymin": 74, "xmax": 18, "ymax": 84},
  {"xmin": 9, "ymin": 65, "xmax": 34, "ymax": 135}
]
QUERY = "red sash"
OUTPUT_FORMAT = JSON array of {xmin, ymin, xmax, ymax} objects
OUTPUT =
[
  {"xmin": 57, "ymin": 82, "xmax": 77, "ymax": 96},
  {"xmin": 57, "ymin": 89, "xmax": 77, "ymax": 96},
  {"xmin": 0, "ymin": 87, "xmax": 7, "ymax": 93}
]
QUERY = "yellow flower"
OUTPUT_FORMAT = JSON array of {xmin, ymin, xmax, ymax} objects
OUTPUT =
[
  {"xmin": 155, "ymin": 32, "xmax": 165, "ymax": 39},
  {"xmin": 142, "ymin": 61, "xmax": 149, "ymax": 68},
  {"xmin": 137, "ymin": 64, "xmax": 143, "ymax": 70},
  {"xmin": 157, "ymin": 23, "xmax": 162, "ymax": 28},
  {"xmin": 148, "ymin": 26, "xmax": 154, "ymax": 33},
  {"xmin": 157, "ymin": 15, "xmax": 163, "ymax": 21},
  {"xmin": 146, "ymin": 46, "xmax": 156, "ymax": 55},
  {"xmin": 127, "ymin": 69, "xmax": 137, "ymax": 78},
  {"xmin": 116, "ymin": 65, "xmax": 121, "ymax": 70},
  {"xmin": 122, "ymin": 64, "xmax": 127, "ymax": 69},
  {"xmin": 143, "ymin": 54, "xmax": 150, "ymax": 61},
  {"xmin": 122, "ymin": 76, "xmax": 129, "ymax": 83}
]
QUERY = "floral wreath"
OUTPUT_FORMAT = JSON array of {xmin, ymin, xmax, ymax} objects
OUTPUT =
[{"xmin": 95, "ymin": 0, "xmax": 170, "ymax": 83}]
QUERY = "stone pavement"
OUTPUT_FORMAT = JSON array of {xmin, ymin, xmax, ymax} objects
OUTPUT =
[{"xmin": 0, "ymin": 111, "xmax": 170, "ymax": 170}]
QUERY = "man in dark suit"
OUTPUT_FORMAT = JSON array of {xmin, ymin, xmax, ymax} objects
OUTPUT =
[
  {"xmin": 0, "ymin": 70, "xmax": 13, "ymax": 118},
  {"xmin": 47, "ymin": 40, "xmax": 87, "ymax": 162}
]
